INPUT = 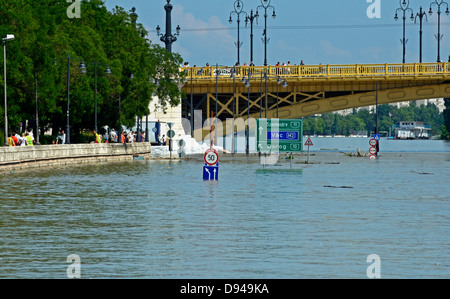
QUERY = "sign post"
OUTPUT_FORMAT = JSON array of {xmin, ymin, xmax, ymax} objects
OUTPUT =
[
  {"xmin": 203, "ymin": 149, "xmax": 219, "ymax": 181},
  {"xmin": 167, "ymin": 122, "xmax": 175, "ymax": 161},
  {"xmin": 369, "ymin": 138, "xmax": 378, "ymax": 160},
  {"xmin": 304, "ymin": 137, "xmax": 314, "ymax": 163},
  {"xmin": 374, "ymin": 134, "xmax": 380, "ymax": 155},
  {"xmin": 256, "ymin": 119, "xmax": 303, "ymax": 168}
]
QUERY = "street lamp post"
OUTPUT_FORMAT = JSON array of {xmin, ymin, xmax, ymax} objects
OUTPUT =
[
  {"xmin": 55, "ymin": 54, "xmax": 86, "ymax": 144},
  {"xmin": 35, "ymin": 73, "xmax": 40, "ymax": 145},
  {"xmin": 245, "ymin": 10, "xmax": 258, "ymax": 64},
  {"xmin": 429, "ymin": 0, "xmax": 450, "ymax": 62},
  {"xmin": 215, "ymin": 64, "xmax": 219, "ymax": 146},
  {"xmin": 256, "ymin": 0, "xmax": 276, "ymax": 66},
  {"xmin": 243, "ymin": 74, "xmax": 251, "ymax": 155},
  {"xmin": 229, "ymin": 0, "xmax": 247, "ymax": 65},
  {"xmin": 190, "ymin": 68, "xmax": 193, "ymax": 137},
  {"xmin": 264, "ymin": 72, "xmax": 268, "ymax": 118},
  {"xmin": 130, "ymin": 7, "xmax": 138, "ymax": 25},
  {"xmin": 66, "ymin": 55, "xmax": 71, "ymax": 144},
  {"xmin": 230, "ymin": 66, "xmax": 236, "ymax": 154},
  {"xmin": 156, "ymin": 0, "xmax": 181, "ymax": 53},
  {"xmin": 80, "ymin": 61, "xmax": 111, "ymax": 133},
  {"xmin": 415, "ymin": 7, "xmax": 428, "ymax": 63},
  {"xmin": 395, "ymin": 0, "xmax": 414, "ymax": 64},
  {"xmin": 275, "ymin": 76, "xmax": 288, "ymax": 118},
  {"xmin": 3, "ymin": 34, "xmax": 14, "ymax": 146},
  {"xmin": 118, "ymin": 94, "xmax": 121, "ymax": 140}
]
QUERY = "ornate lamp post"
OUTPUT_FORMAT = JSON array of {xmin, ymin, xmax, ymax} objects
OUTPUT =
[
  {"xmin": 55, "ymin": 54, "xmax": 87, "ymax": 144},
  {"xmin": 429, "ymin": 0, "xmax": 449, "ymax": 62},
  {"xmin": 242, "ymin": 74, "xmax": 252, "ymax": 155},
  {"xmin": 156, "ymin": 0, "xmax": 181, "ymax": 53},
  {"xmin": 275, "ymin": 76, "xmax": 288, "ymax": 118},
  {"xmin": 415, "ymin": 7, "xmax": 428, "ymax": 63},
  {"xmin": 79, "ymin": 61, "xmax": 112, "ymax": 133},
  {"xmin": 229, "ymin": 0, "xmax": 247, "ymax": 65},
  {"xmin": 245, "ymin": 9, "xmax": 258, "ymax": 64},
  {"xmin": 395, "ymin": 0, "xmax": 414, "ymax": 63},
  {"xmin": 2, "ymin": 34, "xmax": 14, "ymax": 146},
  {"xmin": 256, "ymin": 0, "xmax": 276, "ymax": 66}
]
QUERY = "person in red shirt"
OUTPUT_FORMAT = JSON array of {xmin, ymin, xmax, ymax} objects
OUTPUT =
[{"xmin": 11, "ymin": 131, "xmax": 19, "ymax": 146}]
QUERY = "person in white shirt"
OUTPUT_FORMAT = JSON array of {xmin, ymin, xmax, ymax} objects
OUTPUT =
[
  {"xmin": 110, "ymin": 129, "xmax": 117, "ymax": 143},
  {"xmin": 20, "ymin": 133, "xmax": 28, "ymax": 146},
  {"xmin": 56, "ymin": 130, "xmax": 66, "ymax": 144}
]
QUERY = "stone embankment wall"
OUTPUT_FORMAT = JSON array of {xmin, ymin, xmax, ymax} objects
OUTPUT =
[{"xmin": 0, "ymin": 143, "xmax": 152, "ymax": 173}]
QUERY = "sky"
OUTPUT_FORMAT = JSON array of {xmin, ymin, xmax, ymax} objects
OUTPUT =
[{"xmin": 103, "ymin": 0, "xmax": 450, "ymax": 67}]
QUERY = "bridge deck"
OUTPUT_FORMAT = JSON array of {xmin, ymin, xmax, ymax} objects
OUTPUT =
[{"xmin": 182, "ymin": 62, "xmax": 449, "ymax": 82}]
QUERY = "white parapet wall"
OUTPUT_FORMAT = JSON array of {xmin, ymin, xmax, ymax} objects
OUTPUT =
[
  {"xmin": 0, "ymin": 143, "xmax": 152, "ymax": 172},
  {"xmin": 146, "ymin": 96, "xmax": 186, "ymax": 142}
]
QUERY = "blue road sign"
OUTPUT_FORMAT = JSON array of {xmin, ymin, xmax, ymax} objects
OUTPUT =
[
  {"xmin": 267, "ymin": 131, "xmax": 299, "ymax": 141},
  {"xmin": 374, "ymin": 134, "xmax": 381, "ymax": 141},
  {"xmin": 203, "ymin": 165, "xmax": 219, "ymax": 181}
]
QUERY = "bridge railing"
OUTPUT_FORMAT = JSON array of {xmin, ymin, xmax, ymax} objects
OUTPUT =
[{"xmin": 181, "ymin": 62, "xmax": 449, "ymax": 80}]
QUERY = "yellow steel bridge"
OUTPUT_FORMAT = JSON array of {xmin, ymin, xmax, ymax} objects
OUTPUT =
[{"xmin": 180, "ymin": 62, "xmax": 450, "ymax": 139}]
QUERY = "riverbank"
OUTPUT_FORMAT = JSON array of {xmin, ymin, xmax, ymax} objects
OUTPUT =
[{"xmin": 0, "ymin": 143, "xmax": 152, "ymax": 173}]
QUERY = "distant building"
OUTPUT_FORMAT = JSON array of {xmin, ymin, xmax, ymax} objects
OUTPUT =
[{"xmin": 393, "ymin": 121, "xmax": 431, "ymax": 139}]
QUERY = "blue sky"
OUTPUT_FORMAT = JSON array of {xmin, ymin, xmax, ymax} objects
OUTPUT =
[{"xmin": 104, "ymin": 0, "xmax": 450, "ymax": 66}]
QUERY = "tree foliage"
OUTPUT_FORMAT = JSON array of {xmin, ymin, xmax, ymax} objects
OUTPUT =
[
  {"xmin": 443, "ymin": 98, "xmax": 450, "ymax": 139},
  {"xmin": 0, "ymin": 0, "xmax": 184, "ymax": 142},
  {"xmin": 303, "ymin": 103, "xmax": 444, "ymax": 137}
]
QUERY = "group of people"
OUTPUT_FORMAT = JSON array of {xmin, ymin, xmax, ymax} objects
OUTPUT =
[
  {"xmin": 102, "ymin": 129, "xmax": 146, "ymax": 144},
  {"xmin": 6, "ymin": 128, "xmax": 166, "ymax": 146},
  {"xmin": 183, "ymin": 60, "xmax": 306, "ymax": 69},
  {"xmin": 183, "ymin": 60, "xmax": 309, "ymax": 77},
  {"xmin": 7, "ymin": 131, "xmax": 35, "ymax": 146}
]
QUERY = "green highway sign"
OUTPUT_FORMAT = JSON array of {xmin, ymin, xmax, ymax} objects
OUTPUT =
[{"xmin": 256, "ymin": 119, "xmax": 303, "ymax": 153}]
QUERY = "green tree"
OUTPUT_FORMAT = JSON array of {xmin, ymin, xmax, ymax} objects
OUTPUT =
[
  {"xmin": 0, "ymin": 0, "xmax": 184, "ymax": 143},
  {"xmin": 443, "ymin": 98, "xmax": 450, "ymax": 139}
]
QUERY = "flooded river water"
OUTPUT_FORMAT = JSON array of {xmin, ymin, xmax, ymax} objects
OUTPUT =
[{"xmin": 0, "ymin": 138, "xmax": 448, "ymax": 278}]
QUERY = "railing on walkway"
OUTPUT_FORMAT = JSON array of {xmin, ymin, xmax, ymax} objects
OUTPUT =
[{"xmin": 181, "ymin": 62, "xmax": 450, "ymax": 80}]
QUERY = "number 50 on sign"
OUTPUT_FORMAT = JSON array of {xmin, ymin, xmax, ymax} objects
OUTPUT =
[{"xmin": 204, "ymin": 149, "xmax": 219, "ymax": 166}]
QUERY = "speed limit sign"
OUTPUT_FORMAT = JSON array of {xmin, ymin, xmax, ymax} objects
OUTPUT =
[{"xmin": 204, "ymin": 149, "xmax": 219, "ymax": 166}]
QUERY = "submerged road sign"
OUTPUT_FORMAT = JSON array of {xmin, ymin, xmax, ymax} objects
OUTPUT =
[
  {"xmin": 257, "ymin": 119, "xmax": 303, "ymax": 153},
  {"xmin": 203, "ymin": 165, "xmax": 219, "ymax": 181},
  {"xmin": 204, "ymin": 149, "xmax": 219, "ymax": 166}
]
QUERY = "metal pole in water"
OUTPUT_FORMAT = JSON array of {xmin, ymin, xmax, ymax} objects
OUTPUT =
[
  {"xmin": 376, "ymin": 82, "xmax": 379, "ymax": 155},
  {"xmin": 307, "ymin": 145, "xmax": 310, "ymax": 164}
]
